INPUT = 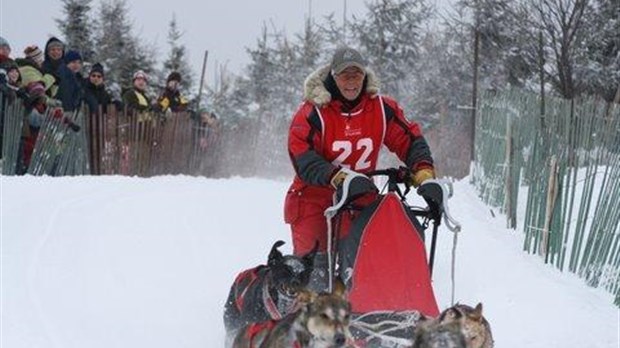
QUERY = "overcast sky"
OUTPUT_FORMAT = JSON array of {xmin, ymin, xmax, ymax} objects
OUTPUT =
[{"xmin": 1, "ymin": 0, "xmax": 453, "ymax": 88}]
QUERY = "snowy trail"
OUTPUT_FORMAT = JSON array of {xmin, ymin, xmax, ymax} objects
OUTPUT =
[{"xmin": 1, "ymin": 175, "xmax": 618, "ymax": 348}]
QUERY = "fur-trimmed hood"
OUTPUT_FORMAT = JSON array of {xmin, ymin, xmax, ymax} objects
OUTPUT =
[{"xmin": 303, "ymin": 64, "xmax": 380, "ymax": 107}]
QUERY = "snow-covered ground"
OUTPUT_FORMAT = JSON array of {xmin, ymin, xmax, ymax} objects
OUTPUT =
[{"xmin": 1, "ymin": 175, "xmax": 618, "ymax": 347}]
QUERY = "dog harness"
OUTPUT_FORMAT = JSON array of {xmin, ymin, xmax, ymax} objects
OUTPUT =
[
  {"xmin": 244, "ymin": 320, "xmax": 303, "ymax": 348},
  {"xmin": 233, "ymin": 266, "xmax": 297, "ymax": 320}
]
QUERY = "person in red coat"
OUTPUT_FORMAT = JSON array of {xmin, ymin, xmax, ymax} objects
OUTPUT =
[{"xmin": 284, "ymin": 47, "xmax": 435, "ymax": 260}]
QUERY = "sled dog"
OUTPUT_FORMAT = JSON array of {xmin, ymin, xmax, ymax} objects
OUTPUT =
[
  {"xmin": 224, "ymin": 241, "xmax": 317, "ymax": 335},
  {"xmin": 412, "ymin": 319, "xmax": 466, "ymax": 348},
  {"xmin": 232, "ymin": 279, "xmax": 353, "ymax": 348},
  {"xmin": 437, "ymin": 303, "xmax": 494, "ymax": 348}
]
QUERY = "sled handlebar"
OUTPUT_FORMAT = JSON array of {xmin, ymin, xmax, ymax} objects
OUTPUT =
[
  {"xmin": 366, "ymin": 168, "xmax": 462, "ymax": 233},
  {"xmin": 366, "ymin": 167, "xmax": 413, "ymax": 195}
]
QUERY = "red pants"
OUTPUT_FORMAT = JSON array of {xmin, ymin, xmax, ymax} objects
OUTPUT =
[{"xmin": 284, "ymin": 185, "xmax": 376, "ymax": 256}]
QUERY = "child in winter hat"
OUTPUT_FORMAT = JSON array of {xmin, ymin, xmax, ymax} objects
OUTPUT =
[
  {"xmin": 64, "ymin": 50, "xmax": 82, "ymax": 63},
  {"xmin": 24, "ymin": 45, "xmax": 44, "ymax": 65},
  {"xmin": 166, "ymin": 71, "xmax": 182, "ymax": 83},
  {"xmin": 90, "ymin": 63, "xmax": 104, "ymax": 76}
]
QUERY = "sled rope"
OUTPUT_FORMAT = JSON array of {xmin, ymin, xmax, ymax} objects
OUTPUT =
[
  {"xmin": 351, "ymin": 310, "xmax": 421, "ymax": 346},
  {"xmin": 451, "ymin": 230, "xmax": 458, "ymax": 305},
  {"xmin": 351, "ymin": 324, "xmax": 412, "ymax": 346},
  {"xmin": 325, "ymin": 173, "xmax": 366, "ymax": 292},
  {"xmin": 425, "ymin": 178, "xmax": 462, "ymax": 305},
  {"xmin": 351, "ymin": 317, "xmax": 414, "ymax": 346}
]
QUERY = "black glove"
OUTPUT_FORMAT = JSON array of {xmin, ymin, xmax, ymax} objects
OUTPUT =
[
  {"xmin": 336, "ymin": 174, "xmax": 378, "ymax": 205},
  {"xmin": 417, "ymin": 181, "xmax": 443, "ymax": 220}
]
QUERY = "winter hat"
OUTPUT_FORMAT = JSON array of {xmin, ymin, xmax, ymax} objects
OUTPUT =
[
  {"xmin": 90, "ymin": 63, "xmax": 104, "ymax": 76},
  {"xmin": 24, "ymin": 45, "xmax": 44, "ymax": 65},
  {"xmin": 166, "ymin": 71, "xmax": 182, "ymax": 83},
  {"xmin": 330, "ymin": 46, "xmax": 367, "ymax": 75},
  {"xmin": 133, "ymin": 70, "xmax": 148, "ymax": 82},
  {"xmin": 26, "ymin": 81, "xmax": 46, "ymax": 97},
  {"xmin": 46, "ymin": 37, "xmax": 64, "ymax": 51},
  {"xmin": 64, "ymin": 50, "xmax": 82, "ymax": 63},
  {"xmin": 0, "ymin": 36, "xmax": 10, "ymax": 51}
]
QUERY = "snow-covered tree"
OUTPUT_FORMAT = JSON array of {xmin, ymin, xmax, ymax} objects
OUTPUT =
[
  {"xmin": 526, "ymin": 0, "xmax": 590, "ymax": 99},
  {"xmin": 56, "ymin": 0, "xmax": 95, "ymax": 61},
  {"xmin": 294, "ymin": 15, "xmax": 325, "ymax": 81},
  {"xmin": 455, "ymin": 0, "xmax": 535, "ymax": 90},
  {"xmin": 163, "ymin": 14, "xmax": 194, "ymax": 94},
  {"xmin": 94, "ymin": 0, "xmax": 157, "ymax": 95},
  {"xmin": 577, "ymin": 0, "xmax": 620, "ymax": 102},
  {"xmin": 350, "ymin": 0, "xmax": 434, "ymax": 103}
]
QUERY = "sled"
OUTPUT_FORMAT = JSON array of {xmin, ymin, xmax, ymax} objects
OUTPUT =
[{"xmin": 325, "ymin": 167, "xmax": 461, "ymax": 347}]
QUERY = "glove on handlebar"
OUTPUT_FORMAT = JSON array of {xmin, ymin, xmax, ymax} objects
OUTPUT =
[
  {"xmin": 410, "ymin": 167, "xmax": 435, "ymax": 188},
  {"xmin": 417, "ymin": 181, "xmax": 443, "ymax": 220},
  {"xmin": 331, "ymin": 168, "xmax": 378, "ymax": 205}
]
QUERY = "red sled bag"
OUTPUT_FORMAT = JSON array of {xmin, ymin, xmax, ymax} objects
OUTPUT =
[{"xmin": 338, "ymin": 192, "xmax": 440, "ymax": 317}]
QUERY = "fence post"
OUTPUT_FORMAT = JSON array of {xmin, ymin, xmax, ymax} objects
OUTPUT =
[
  {"xmin": 505, "ymin": 116, "xmax": 516, "ymax": 229},
  {"xmin": 540, "ymin": 155, "xmax": 559, "ymax": 258}
]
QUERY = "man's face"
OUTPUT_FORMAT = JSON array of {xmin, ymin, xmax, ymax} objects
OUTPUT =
[
  {"xmin": 89, "ymin": 72, "xmax": 103, "ymax": 86},
  {"xmin": 0, "ymin": 46, "xmax": 10, "ymax": 57},
  {"xmin": 67, "ymin": 60, "xmax": 82, "ymax": 73},
  {"xmin": 48, "ymin": 46, "xmax": 63, "ymax": 60},
  {"xmin": 334, "ymin": 66, "xmax": 365, "ymax": 101},
  {"xmin": 134, "ymin": 77, "xmax": 147, "ymax": 90}
]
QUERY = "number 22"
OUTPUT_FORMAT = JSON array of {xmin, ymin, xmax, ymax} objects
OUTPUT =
[{"xmin": 332, "ymin": 138, "xmax": 373, "ymax": 170}]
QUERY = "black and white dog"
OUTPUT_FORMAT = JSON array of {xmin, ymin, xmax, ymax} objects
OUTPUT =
[{"xmin": 224, "ymin": 240, "xmax": 317, "ymax": 339}]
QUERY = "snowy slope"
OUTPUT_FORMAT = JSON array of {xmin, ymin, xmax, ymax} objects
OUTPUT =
[{"xmin": 1, "ymin": 175, "xmax": 618, "ymax": 348}]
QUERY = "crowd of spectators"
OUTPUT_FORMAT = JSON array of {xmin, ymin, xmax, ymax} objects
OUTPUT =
[{"xmin": 0, "ymin": 35, "xmax": 219, "ymax": 174}]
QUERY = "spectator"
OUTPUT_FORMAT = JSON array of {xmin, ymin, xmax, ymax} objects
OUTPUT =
[
  {"xmin": 3, "ymin": 61, "xmax": 22, "ymax": 88},
  {"xmin": 156, "ymin": 72, "xmax": 189, "ymax": 113},
  {"xmin": 17, "ymin": 46, "xmax": 57, "ymax": 97},
  {"xmin": 0, "ymin": 36, "xmax": 12, "ymax": 60},
  {"xmin": 42, "ymin": 37, "xmax": 65, "ymax": 76},
  {"xmin": 122, "ymin": 70, "xmax": 152, "ymax": 114},
  {"xmin": 0, "ymin": 38, "xmax": 20, "ymax": 89},
  {"xmin": 20, "ymin": 82, "xmax": 51, "ymax": 172},
  {"xmin": 0, "ymin": 36, "xmax": 18, "ymax": 162},
  {"xmin": 83, "ymin": 63, "xmax": 112, "ymax": 115},
  {"xmin": 55, "ymin": 50, "xmax": 84, "ymax": 112}
]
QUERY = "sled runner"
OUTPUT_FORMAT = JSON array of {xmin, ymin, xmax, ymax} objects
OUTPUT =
[{"xmin": 325, "ymin": 167, "xmax": 461, "ymax": 347}]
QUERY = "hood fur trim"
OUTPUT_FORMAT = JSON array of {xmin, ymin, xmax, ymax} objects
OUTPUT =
[{"xmin": 303, "ymin": 65, "xmax": 380, "ymax": 107}]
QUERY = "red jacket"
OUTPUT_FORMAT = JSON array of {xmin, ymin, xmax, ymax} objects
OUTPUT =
[{"xmin": 287, "ymin": 66, "xmax": 433, "ymax": 193}]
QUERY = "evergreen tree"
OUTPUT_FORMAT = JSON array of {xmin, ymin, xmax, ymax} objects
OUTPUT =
[
  {"xmin": 293, "ymin": 15, "xmax": 324, "ymax": 81},
  {"xmin": 163, "ymin": 13, "xmax": 194, "ymax": 94},
  {"xmin": 455, "ymin": 0, "xmax": 535, "ymax": 90},
  {"xmin": 578, "ymin": 0, "xmax": 620, "ymax": 102},
  {"xmin": 94, "ymin": 0, "xmax": 157, "ymax": 95},
  {"xmin": 245, "ymin": 24, "xmax": 278, "ymax": 112},
  {"xmin": 56, "ymin": 0, "xmax": 95, "ymax": 61},
  {"xmin": 350, "ymin": 0, "xmax": 434, "ymax": 103}
]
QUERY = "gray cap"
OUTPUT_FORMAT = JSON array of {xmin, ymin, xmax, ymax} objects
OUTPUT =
[
  {"xmin": 0, "ymin": 36, "xmax": 10, "ymax": 51},
  {"xmin": 330, "ymin": 47, "xmax": 366, "ymax": 75}
]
